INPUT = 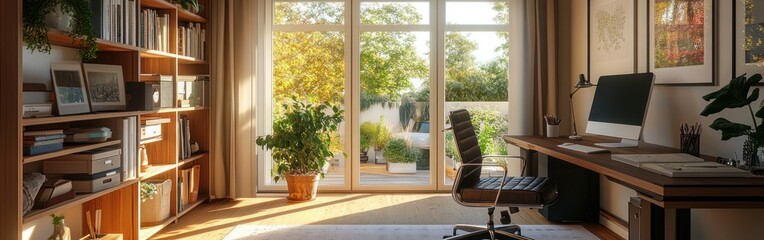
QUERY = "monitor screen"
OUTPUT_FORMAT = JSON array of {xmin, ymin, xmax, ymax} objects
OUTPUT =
[{"xmin": 586, "ymin": 73, "xmax": 654, "ymax": 141}]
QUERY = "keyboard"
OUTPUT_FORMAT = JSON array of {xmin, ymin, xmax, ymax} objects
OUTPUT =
[{"xmin": 557, "ymin": 143, "xmax": 610, "ymax": 153}]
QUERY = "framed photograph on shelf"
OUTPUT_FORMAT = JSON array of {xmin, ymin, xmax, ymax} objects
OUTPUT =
[
  {"xmin": 50, "ymin": 63, "xmax": 90, "ymax": 115},
  {"xmin": 83, "ymin": 64, "xmax": 127, "ymax": 111},
  {"xmin": 648, "ymin": 0, "xmax": 716, "ymax": 85},
  {"xmin": 588, "ymin": 0, "xmax": 638, "ymax": 83},
  {"xmin": 733, "ymin": 0, "xmax": 764, "ymax": 79}
]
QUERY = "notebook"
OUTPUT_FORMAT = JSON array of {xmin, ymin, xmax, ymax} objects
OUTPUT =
[{"xmin": 611, "ymin": 153, "xmax": 704, "ymax": 167}]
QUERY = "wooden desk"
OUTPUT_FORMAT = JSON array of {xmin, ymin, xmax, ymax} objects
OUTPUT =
[{"xmin": 503, "ymin": 135, "xmax": 764, "ymax": 240}]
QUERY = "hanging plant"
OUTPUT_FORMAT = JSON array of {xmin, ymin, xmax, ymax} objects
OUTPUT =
[
  {"xmin": 179, "ymin": 0, "xmax": 204, "ymax": 14},
  {"xmin": 23, "ymin": 0, "xmax": 99, "ymax": 61}
]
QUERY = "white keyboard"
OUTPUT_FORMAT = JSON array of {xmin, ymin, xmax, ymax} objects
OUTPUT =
[{"xmin": 557, "ymin": 143, "xmax": 610, "ymax": 153}]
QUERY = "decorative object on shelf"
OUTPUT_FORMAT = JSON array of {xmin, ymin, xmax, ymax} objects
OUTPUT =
[
  {"xmin": 82, "ymin": 64, "xmax": 126, "ymax": 112},
  {"xmin": 701, "ymin": 73, "xmax": 764, "ymax": 169},
  {"xmin": 140, "ymin": 179, "xmax": 171, "ymax": 225},
  {"xmin": 139, "ymin": 145, "xmax": 150, "ymax": 172},
  {"xmin": 190, "ymin": 141, "xmax": 200, "ymax": 154},
  {"xmin": 48, "ymin": 214, "xmax": 71, "ymax": 240},
  {"xmin": 256, "ymin": 96, "xmax": 344, "ymax": 201},
  {"xmin": 648, "ymin": 0, "xmax": 716, "ymax": 85},
  {"xmin": 22, "ymin": 0, "xmax": 98, "ymax": 61},
  {"xmin": 125, "ymin": 82, "xmax": 161, "ymax": 111},
  {"xmin": 569, "ymin": 74, "xmax": 594, "ymax": 140},
  {"xmin": 179, "ymin": 0, "xmax": 203, "ymax": 14},
  {"xmin": 139, "ymin": 181, "xmax": 158, "ymax": 201},
  {"xmin": 22, "ymin": 173, "xmax": 46, "ymax": 215},
  {"xmin": 51, "ymin": 62, "xmax": 91, "ymax": 115},
  {"xmin": 544, "ymin": 114, "xmax": 561, "ymax": 138},
  {"xmin": 733, "ymin": 0, "xmax": 764, "ymax": 81}
]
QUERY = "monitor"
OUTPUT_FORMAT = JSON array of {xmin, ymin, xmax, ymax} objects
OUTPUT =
[{"xmin": 585, "ymin": 73, "xmax": 654, "ymax": 148}]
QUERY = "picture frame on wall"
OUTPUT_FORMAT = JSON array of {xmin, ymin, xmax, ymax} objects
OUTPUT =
[
  {"xmin": 733, "ymin": 0, "xmax": 764, "ymax": 80},
  {"xmin": 50, "ymin": 63, "xmax": 91, "ymax": 115},
  {"xmin": 588, "ymin": 0, "xmax": 638, "ymax": 83},
  {"xmin": 83, "ymin": 63, "xmax": 127, "ymax": 111},
  {"xmin": 648, "ymin": 0, "xmax": 716, "ymax": 85}
]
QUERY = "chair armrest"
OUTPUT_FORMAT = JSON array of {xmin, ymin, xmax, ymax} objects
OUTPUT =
[{"xmin": 452, "ymin": 163, "xmax": 508, "ymax": 208}]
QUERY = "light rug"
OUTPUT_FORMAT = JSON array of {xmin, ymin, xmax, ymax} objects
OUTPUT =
[{"xmin": 223, "ymin": 224, "xmax": 600, "ymax": 240}]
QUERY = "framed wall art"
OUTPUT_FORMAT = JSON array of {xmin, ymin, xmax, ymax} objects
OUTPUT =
[
  {"xmin": 648, "ymin": 0, "xmax": 716, "ymax": 85},
  {"xmin": 588, "ymin": 0, "xmax": 638, "ymax": 84},
  {"xmin": 50, "ymin": 62, "xmax": 91, "ymax": 115},
  {"xmin": 83, "ymin": 63, "xmax": 127, "ymax": 111},
  {"xmin": 733, "ymin": 0, "xmax": 764, "ymax": 79}
]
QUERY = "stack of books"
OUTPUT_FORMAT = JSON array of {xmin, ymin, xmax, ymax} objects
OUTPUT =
[
  {"xmin": 23, "ymin": 130, "xmax": 65, "ymax": 156},
  {"xmin": 91, "ymin": 0, "xmax": 138, "ymax": 46},
  {"xmin": 178, "ymin": 22, "xmax": 206, "ymax": 60}
]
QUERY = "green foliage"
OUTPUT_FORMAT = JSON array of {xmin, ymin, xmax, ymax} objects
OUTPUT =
[
  {"xmin": 256, "ymin": 97, "xmax": 344, "ymax": 182},
  {"xmin": 179, "ymin": 0, "xmax": 203, "ymax": 13},
  {"xmin": 23, "ymin": 0, "xmax": 99, "ymax": 61},
  {"xmin": 444, "ymin": 32, "xmax": 509, "ymax": 102},
  {"xmin": 140, "ymin": 181, "xmax": 158, "ymax": 201},
  {"xmin": 361, "ymin": 118, "xmax": 392, "ymax": 151},
  {"xmin": 701, "ymin": 73, "xmax": 764, "ymax": 142},
  {"xmin": 382, "ymin": 138, "xmax": 421, "ymax": 164},
  {"xmin": 360, "ymin": 93, "xmax": 393, "ymax": 112},
  {"xmin": 49, "ymin": 214, "xmax": 65, "ymax": 225}
]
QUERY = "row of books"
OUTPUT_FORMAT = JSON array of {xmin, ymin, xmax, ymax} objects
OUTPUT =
[
  {"xmin": 178, "ymin": 23, "xmax": 206, "ymax": 60},
  {"xmin": 91, "ymin": 0, "xmax": 138, "ymax": 46},
  {"xmin": 140, "ymin": 8, "xmax": 170, "ymax": 52},
  {"xmin": 179, "ymin": 115, "xmax": 193, "ymax": 159},
  {"xmin": 23, "ymin": 130, "xmax": 65, "ymax": 156}
]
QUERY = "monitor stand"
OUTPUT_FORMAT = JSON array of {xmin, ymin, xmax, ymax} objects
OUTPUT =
[{"xmin": 594, "ymin": 139, "xmax": 639, "ymax": 148}]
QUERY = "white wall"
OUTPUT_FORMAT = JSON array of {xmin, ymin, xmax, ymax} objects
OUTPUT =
[{"xmin": 566, "ymin": 0, "xmax": 764, "ymax": 239}]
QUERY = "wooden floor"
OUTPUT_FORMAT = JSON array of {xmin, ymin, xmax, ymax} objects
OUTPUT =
[{"xmin": 151, "ymin": 193, "xmax": 623, "ymax": 240}]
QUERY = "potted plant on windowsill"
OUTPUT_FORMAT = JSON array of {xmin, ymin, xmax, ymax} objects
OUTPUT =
[
  {"xmin": 383, "ymin": 138, "xmax": 420, "ymax": 174},
  {"xmin": 701, "ymin": 73, "xmax": 764, "ymax": 167},
  {"xmin": 256, "ymin": 97, "xmax": 344, "ymax": 201}
]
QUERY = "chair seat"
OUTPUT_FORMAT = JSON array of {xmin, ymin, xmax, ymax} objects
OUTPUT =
[{"xmin": 460, "ymin": 176, "xmax": 558, "ymax": 205}]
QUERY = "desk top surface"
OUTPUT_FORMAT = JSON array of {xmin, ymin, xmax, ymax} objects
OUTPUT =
[{"xmin": 504, "ymin": 135, "xmax": 764, "ymax": 200}]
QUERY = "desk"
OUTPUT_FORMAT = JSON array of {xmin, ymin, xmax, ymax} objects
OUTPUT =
[{"xmin": 503, "ymin": 135, "xmax": 764, "ymax": 240}]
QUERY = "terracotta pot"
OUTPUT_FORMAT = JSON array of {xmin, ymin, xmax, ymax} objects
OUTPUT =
[{"xmin": 285, "ymin": 174, "xmax": 320, "ymax": 201}]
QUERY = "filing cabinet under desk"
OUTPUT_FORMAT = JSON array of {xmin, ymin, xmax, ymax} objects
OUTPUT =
[{"xmin": 537, "ymin": 154, "xmax": 600, "ymax": 222}]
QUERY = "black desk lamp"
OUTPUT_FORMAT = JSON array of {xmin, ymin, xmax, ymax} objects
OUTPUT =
[{"xmin": 569, "ymin": 74, "xmax": 594, "ymax": 140}]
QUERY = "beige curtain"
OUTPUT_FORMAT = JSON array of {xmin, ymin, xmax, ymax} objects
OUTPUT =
[
  {"xmin": 209, "ymin": 0, "xmax": 257, "ymax": 199},
  {"xmin": 530, "ymin": 0, "xmax": 559, "ymax": 136}
]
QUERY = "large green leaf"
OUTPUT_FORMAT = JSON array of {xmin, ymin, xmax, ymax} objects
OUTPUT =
[{"xmin": 709, "ymin": 118, "xmax": 751, "ymax": 140}]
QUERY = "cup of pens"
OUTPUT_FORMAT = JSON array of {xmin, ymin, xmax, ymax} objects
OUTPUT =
[
  {"xmin": 680, "ymin": 123, "xmax": 701, "ymax": 157},
  {"xmin": 544, "ymin": 114, "xmax": 561, "ymax": 138}
]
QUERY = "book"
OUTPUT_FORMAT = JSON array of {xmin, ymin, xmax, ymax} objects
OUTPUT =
[
  {"xmin": 140, "ymin": 117, "xmax": 171, "ymax": 125},
  {"xmin": 180, "ymin": 168, "xmax": 191, "ymax": 207},
  {"xmin": 23, "ymin": 138, "xmax": 64, "ymax": 147},
  {"xmin": 48, "ymin": 147, "xmax": 121, "ymax": 161},
  {"xmin": 641, "ymin": 162, "xmax": 753, "ymax": 177},
  {"xmin": 23, "ymin": 134, "xmax": 65, "ymax": 142},
  {"xmin": 23, "ymin": 143, "xmax": 63, "ymax": 156},
  {"xmin": 611, "ymin": 153, "xmax": 704, "ymax": 167},
  {"xmin": 65, "ymin": 127, "xmax": 112, "ymax": 143},
  {"xmin": 24, "ymin": 129, "xmax": 64, "ymax": 137}
]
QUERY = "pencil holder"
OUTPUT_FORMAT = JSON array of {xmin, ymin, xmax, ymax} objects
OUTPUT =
[
  {"xmin": 680, "ymin": 133, "xmax": 700, "ymax": 157},
  {"xmin": 546, "ymin": 124, "xmax": 559, "ymax": 138}
]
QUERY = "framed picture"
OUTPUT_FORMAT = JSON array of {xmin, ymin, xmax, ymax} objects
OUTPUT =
[
  {"xmin": 50, "ymin": 63, "xmax": 90, "ymax": 115},
  {"xmin": 588, "ymin": 0, "xmax": 638, "ymax": 84},
  {"xmin": 83, "ymin": 64, "xmax": 127, "ymax": 111},
  {"xmin": 648, "ymin": 0, "xmax": 716, "ymax": 85},
  {"xmin": 733, "ymin": 0, "xmax": 764, "ymax": 79}
]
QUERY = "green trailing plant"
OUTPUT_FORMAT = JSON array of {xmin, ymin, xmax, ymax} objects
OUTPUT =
[
  {"xmin": 382, "ymin": 138, "xmax": 421, "ymax": 163},
  {"xmin": 23, "ymin": 0, "xmax": 98, "ymax": 61},
  {"xmin": 256, "ymin": 96, "xmax": 344, "ymax": 182},
  {"xmin": 140, "ymin": 181, "xmax": 158, "ymax": 201},
  {"xmin": 49, "ymin": 214, "xmax": 65, "ymax": 225},
  {"xmin": 701, "ymin": 73, "xmax": 764, "ymax": 143}
]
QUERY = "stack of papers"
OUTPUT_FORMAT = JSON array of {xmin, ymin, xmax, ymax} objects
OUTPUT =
[
  {"xmin": 641, "ymin": 162, "xmax": 753, "ymax": 177},
  {"xmin": 611, "ymin": 153, "xmax": 703, "ymax": 167}
]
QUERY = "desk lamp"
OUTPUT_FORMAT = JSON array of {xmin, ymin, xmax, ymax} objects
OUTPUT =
[{"xmin": 569, "ymin": 74, "xmax": 594, "ymax": 140}]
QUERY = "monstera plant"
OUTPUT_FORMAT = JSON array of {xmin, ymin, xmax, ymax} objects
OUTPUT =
[{"xmin": 700, "ymin": 73, "xmax": 764, "ymax": 165}]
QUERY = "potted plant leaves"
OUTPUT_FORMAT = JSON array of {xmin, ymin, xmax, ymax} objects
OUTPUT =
[
  {"xmin": 256, "ymin": 97, "xmax": 344, "ymax": 201},
  {"xmin": 23, "ymin": 0, "xmax": 99, "ymax": 61},
  {"xmin": 367, "ymin": 118, "xmax": 391, "ymax": 164},
  {"xmin": 701, "ymin": 73, "xmax": 764, "ymax": 167},
  {"xmin": 383, "ymin": 138, "xmax": 420, "ymax": 174}
]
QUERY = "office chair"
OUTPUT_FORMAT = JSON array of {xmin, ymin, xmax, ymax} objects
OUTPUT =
[{"xmin": 444, "ymin": 109, "xmax": 559, "ymax": 240}]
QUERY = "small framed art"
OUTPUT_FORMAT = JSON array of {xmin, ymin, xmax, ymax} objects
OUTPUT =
[
  {"xmin": 83, "ymin": 63, "xmax": 127, "ymax": 111},
  {"xmin": 50, "ymin": 63, "xmax": 90, "ymax": 115}
]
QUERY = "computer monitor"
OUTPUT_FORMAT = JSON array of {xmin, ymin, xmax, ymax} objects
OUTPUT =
[{"xmin": 585, "ymin": 73, "xmax": 654, "ymax": 148}]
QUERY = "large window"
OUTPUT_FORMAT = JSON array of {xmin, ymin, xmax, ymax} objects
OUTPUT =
[{"xmin": 259, "ymin": 0, "xmax": 511, "ymax": 191}]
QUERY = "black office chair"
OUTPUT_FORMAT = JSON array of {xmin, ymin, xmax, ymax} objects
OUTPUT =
[{"xmin": 444, "ymin": 109, "xmax": 559, "ymax": 240}]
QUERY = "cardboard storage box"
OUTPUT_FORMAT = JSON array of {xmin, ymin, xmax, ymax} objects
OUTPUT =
[
  {"xmin": 44, "ymin": 149, "xmax": 121, "ymax": 175},
  {"xmin": 70, "ymin": 170, "xmax": 121, "ymax": 193},
  {"xmin": 141, "ymin": 179, "xmax": 172, "ymax": 225}
]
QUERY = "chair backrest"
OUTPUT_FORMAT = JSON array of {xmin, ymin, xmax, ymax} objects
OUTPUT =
[{"xmin": 448, "ymin": 109, "xmax": 483, "ymax": 187}]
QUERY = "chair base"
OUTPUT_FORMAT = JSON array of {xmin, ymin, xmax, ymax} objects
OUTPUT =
[
  {"xmin": 443, "ymin": 227, "xmax": 529, "ymax": 240},
  {"xmin": 453, "ymin": 224, "xmax": 521, "ymax": 236}
]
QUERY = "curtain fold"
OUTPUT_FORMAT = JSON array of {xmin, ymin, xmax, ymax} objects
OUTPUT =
[
  {"xmin": 209, "ymin": 0, "xmax": 257, "ymax": 199},
  {"xmin": 530, "ymin": 0, "xmax": 559, "ymax": 136}
]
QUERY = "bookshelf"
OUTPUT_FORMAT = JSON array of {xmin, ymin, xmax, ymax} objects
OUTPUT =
[{"xmin": 2, "ymin": 0, "xmax": 211, "ymax": 239}]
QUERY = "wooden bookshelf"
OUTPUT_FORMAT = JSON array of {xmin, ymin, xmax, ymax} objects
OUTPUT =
[
  {"xmin": 139, "ymin": 164, "xmax": 177, "ymax": 180},
  {"xmin": 47, "ymin": 28, "xmax": 140, "ymax": 52},
  {"xmin": 23, "ymin": 179, "xmax": 139, "ymax": 223}
]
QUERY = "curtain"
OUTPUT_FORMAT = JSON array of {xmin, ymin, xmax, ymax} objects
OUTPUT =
[
  {"xmin": 531, "ymin": 0, "xmax": 559, "ymax": 136},
  {"xmin": 209, "ymin": 0, "xmax": 258, "ymax": 199}
]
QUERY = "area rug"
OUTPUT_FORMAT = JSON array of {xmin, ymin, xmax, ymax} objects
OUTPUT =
[{"xmin": 223, "ymin": 224, "xmax": 600, "ymax": 240}]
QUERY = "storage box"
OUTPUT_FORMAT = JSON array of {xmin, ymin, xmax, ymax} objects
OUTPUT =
[
  {"xmin": 70, "ymin": 170, "xmax": 121, "ymax": 193},
  {"xmin": 140, "ymin": 124, "xmax": 162, "ymax": 140},
  {"xmin": 44, "ymin": 149, "xmax": 121, "ymax": 175},
  {"xmin": 177, "ymin": 76, "xmax": 209, "ymax": 107},
  {"xmin": 141, "ymin": 179, "xmax": 171, "ymax": 225}
]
